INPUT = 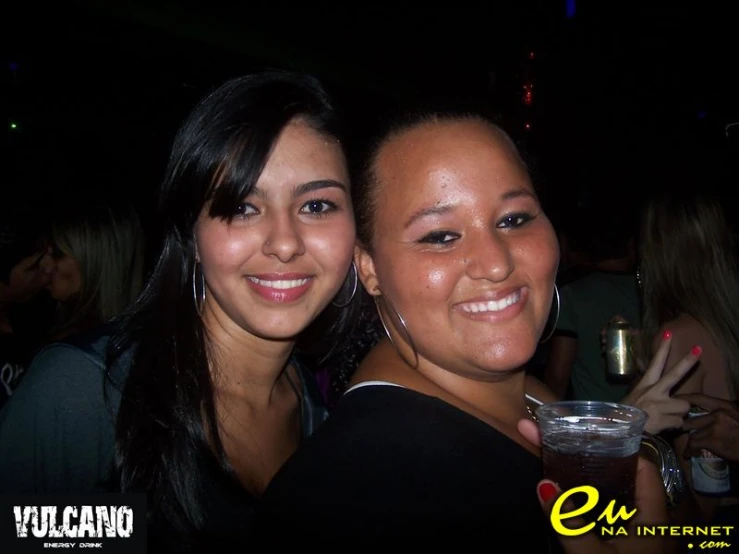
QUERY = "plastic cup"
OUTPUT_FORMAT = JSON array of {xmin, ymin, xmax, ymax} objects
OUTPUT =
[{"xmin": 536, "ymin": 400, "xmax": 647, "ymax": 522}]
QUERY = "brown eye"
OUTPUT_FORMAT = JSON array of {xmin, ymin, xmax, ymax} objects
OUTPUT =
[
  {"xmin": 496, "ymin": 213, "xmax": 534, "ymax": 229},
  {"xmin": 235, "ymin": 203, "xmax": 258, "ymax": 217},
  {"xmin": 300, "ymin": 199, "xmax": 337, "ymax": 215},
  {"xmin": 419, "ymin": 231, "xmax": 459, "ymax": 244}
]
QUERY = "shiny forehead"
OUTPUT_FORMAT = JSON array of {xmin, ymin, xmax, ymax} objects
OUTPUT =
[{"xmin": 373, "ymin": 118, "xmax": 527, "ymax": 189}]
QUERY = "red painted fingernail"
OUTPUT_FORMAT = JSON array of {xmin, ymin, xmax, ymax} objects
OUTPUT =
[
  {"xmin": 538, "ymin": 482, "xmax": 558, "ymax": 503},
  {"xmin": 663, "ymin": 330, "xmax": 672, "ymax": 340},
  {"xmin": 691, "ymin": 345, "xmax": 702, "ymax": 356}
]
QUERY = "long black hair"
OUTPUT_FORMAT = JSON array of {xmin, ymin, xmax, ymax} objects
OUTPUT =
[{"xmin": 106, "ymin": 69, "xmax": 360, "ymax": 537}]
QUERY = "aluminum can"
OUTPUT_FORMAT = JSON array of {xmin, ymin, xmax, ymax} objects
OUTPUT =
[{"xmin": 605, "ymin": 320, "xmax": 637, "ymax": 378}]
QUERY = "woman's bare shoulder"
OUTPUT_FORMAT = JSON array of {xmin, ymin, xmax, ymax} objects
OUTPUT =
[{"xmin": 349, "ymin": 338, "xmax": 399, "ymax": 386}]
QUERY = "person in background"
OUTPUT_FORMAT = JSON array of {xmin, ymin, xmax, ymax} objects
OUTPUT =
[
  {"xmin": 679, "ymin": 393, "xmax": 739, "ymax": 463},
  {"xmin": 544, "ymin": 198, "xmax": 642, "ymax": 403},
  {"xmin": 637, "ymin": 187, "xmax": 739, "ymax": 524},
  {"xmin": 0, "ymin": 200, "xmax": 147, "ymax": 491},
  {"xmin": 44, "ymin": 201, "xmax": 146, "ymax": 341},
  {"xmin": 0, "ymin": 203, "xmax": 55, "ymax": 409}
]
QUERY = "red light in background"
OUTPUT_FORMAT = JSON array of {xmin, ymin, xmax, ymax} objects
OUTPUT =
[
  {"xmin": 522, "ymin": 82, "xmax": 533, "ymax": 106},
  {"xmin": 529, "ymin": 51, "xmax": 535, "ymax": 60},
  {"xmin": 524, "ymin": 122, "xmax": 532, "ymax": 130}
]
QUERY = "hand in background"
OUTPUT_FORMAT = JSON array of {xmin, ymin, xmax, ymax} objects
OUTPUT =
[
  {"xmin": 678, "ymin": 393, "xmax": 739, "ymax": 462},
  {"xmin": 621, "ymin": 331, "xmax": 700, "ymax": 434}
]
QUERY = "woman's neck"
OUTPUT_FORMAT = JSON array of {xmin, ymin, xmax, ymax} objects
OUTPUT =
[{"xmin": 203, "ymin": 310, "xmax": 296, "ymax": 407}]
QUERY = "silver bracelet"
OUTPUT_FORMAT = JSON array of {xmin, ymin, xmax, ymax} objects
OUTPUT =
[{"xmin": 641, "ymin": 431, "xmax": 686, "ymax": 509}]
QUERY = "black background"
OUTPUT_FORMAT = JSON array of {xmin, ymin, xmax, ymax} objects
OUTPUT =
[{"xmin": 4, "ymin": 2, "xmax": 738, "ymax": 226}]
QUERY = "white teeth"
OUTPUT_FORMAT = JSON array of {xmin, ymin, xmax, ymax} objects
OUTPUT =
[
  {"xmin": 248, "ymin": 277, "xmax": 309, "ymax": 289},
  {"xmin": 459, "ymin": 291, "xmax": 521, "ymax": 314}
]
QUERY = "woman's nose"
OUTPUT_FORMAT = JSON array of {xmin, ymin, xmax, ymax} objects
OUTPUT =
[
  {"xmin": 465, "ymin": 232, "xmax": 514, "ymax": 282},
  {"xmin": 262, "ymin": 216, "xmax": 306, "ymax": 263}
]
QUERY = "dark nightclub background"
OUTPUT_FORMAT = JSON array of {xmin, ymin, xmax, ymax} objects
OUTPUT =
[{"xmin": 3, "ymin": 1, "xmax": 738, "ymax": 231}]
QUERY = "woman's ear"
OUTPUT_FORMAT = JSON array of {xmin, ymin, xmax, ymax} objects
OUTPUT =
[
  {"xmin": 354, "ymin": 244, "xmax": 380, "ymax": 296},
  {"xmin": 193, "ymin": 235, "xmax": 200, "ymax": 263}
]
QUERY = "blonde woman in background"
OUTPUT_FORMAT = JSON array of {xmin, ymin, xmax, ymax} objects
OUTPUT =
[
  {"xmin": 44, "ymin": 201, "xmax": 145, "ymax": 340},
  {"xmin": 638, "ymin": 186, "xmax": 739, "ymax": 525}
]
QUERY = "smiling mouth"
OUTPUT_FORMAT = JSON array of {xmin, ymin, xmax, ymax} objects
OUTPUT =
[
  {"xmin": 247, "ymin": 277, "xmax": 311, "ymax": 289},
  {"xmin": 459, "ymin": 290, "xmax": 522, "ymax": 314}
]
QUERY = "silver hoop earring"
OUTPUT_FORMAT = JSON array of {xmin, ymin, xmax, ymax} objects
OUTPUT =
[
  {"xmin": 374, "ymin": 290, "xmax": 419, "ymax": 369},
  {"xmin": 332, "ymin": 261, "xmax": 358, "ymax": 308},
  {"xmin": 192, "ymin": 262, "xmax": 205, "ymax": 316},
  {"xmin": 540, "ymin": 284, "xmax": 560, "ymax": 343}
]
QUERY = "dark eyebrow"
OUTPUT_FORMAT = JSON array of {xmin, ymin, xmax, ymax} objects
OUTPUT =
[
  {"xmin": 404, "ymin": 205, "xmax": 453, "ymax": 230},
  {"xmin": 251, "ymin": 179, "xmax": 348, "ymax": 200},
  {"xmin": 502, "ymin": 189, "xmax": 538, "ymax": 202},
  {"xmin": 403, "ymin": 188, "xmax": 538, "ymax": 230},
  {"xmin": 293, "ymin": 179, "xmax": 348, "ymax": 198}
]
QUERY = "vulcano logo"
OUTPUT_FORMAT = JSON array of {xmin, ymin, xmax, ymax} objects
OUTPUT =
[{"xmin": 13, "ymin": 506, "xmax": 134, "ymax": 538}]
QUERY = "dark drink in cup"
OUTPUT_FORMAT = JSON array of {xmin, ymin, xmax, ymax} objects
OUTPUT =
[
  {"xmin": 542, "ymin": 441, "xmax": 639, "ymax": 512},
  {"xmin": 536, "ymin": 401, "xmax": 647, "ymax": 534}
]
